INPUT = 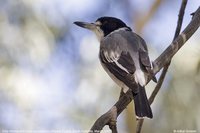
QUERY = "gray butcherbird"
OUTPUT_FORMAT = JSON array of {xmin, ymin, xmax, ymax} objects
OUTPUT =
[{"xmin": 74, "ymin": 17, "xmax": 156, "ymax": 119}]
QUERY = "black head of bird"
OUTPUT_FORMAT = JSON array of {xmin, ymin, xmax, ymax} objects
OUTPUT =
[{"xmin": 74, "ymin": 17, "xmax": 131, "ymax": 41}]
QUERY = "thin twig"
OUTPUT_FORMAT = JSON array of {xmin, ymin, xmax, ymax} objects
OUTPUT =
[
  {"xmin": 136, "ymin": 119, "xmax": 144, "ymax": 133},
  {"xmin": 149, "ymin": 63, "xmax": 170, "ymax": 105},
  {"xmin": 173, "ymin": 0, "xmax": 188, "ymax": 41},
  {"xmin": 136, "ymin": 0, "xmax": 188, "ymax": 132},
  {"xmin": 109, "ymin": 124, "xmax": 118, "ymax": 133}
]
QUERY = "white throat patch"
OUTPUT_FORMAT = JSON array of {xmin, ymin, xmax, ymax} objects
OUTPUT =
[{"xmin": 93, "ymin": 26, "xmax": 104, "ymax": 41}]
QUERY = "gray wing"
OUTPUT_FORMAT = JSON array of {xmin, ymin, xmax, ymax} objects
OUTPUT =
[
  {"xmin": 120, "ymin": 32, "xmax": 152, "ymax": 69},
  {"xmin": 99, "ymin": 31, "xmax": 139, "ymax": 91},
  {"xmin": 121, "ymin": 31, "xmax": 155, "ymax": 78},
  {"xmin": 136, "ymin": 35, "xmax": 151, "ymax": 68},
  {"xmin": 99, "ymin": 49, "xmax": 139, "ymax": 93},
  {"xmin": 136, "ymin": 35, "xmax": 157, "ymax": 82},
  {"xmin": 100, "ymin": 30, "xmax": 156, "ymax": 89}
]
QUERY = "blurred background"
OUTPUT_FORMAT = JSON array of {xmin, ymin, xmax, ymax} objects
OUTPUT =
[{"xmin": 0, "ymin": 0, "xmax": 200, "ymax": 132}]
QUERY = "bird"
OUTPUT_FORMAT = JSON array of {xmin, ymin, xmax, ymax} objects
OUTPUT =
[{"xmin": 74, "ymin": 16, "xmax": 156, "ymax": 119}]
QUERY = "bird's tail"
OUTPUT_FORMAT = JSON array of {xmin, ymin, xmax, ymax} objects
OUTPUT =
[{"xmin": 133, "ymin": 86, "xmax": 153, "ymax": 119}]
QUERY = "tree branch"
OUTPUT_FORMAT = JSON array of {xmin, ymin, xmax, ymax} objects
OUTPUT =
[
  {"xmin": 152, "ymin": 6, "xmax": 200, "ymax": 74},
  {"xmin": 90, "ymin": 5, "xmax": 200, "ymax": 133},
  {"xmin": 136, "ymin": 0, "xmax": 188, "ymax": 132},
  {"xmin": 173, "ymin": 0, "xmax": 188, "ymax": 41}
]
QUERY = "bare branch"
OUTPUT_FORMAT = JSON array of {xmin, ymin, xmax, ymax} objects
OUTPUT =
[
  {"xmin": 173, "ymin": 0, "xmax": 188, "ymax": 41},
  {"xmin": 90, "ymin": 89, "xmax": 134, "ymax": 132},
  {"xmin": 136, "ymin": 119, "xmax": 144, "ymax": 133},
  {"xmin": 90, "ymin": 5, "xmax": 200, "ymax": 133},
  {"xmin": 152, "ymin": 6, "xmax": 200, "ymax": 74}
]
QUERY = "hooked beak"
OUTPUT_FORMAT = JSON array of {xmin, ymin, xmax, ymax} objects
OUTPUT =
[{"xmin": 74, "ymin": 21, "xmax": 96, "ymax": 30}]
